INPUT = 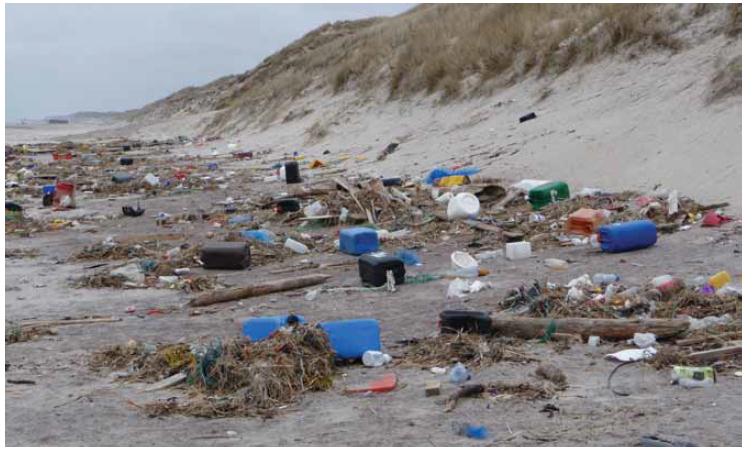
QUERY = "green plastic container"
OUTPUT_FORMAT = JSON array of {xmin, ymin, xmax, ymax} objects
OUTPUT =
[{"xmin": 528, "ymin": 181, "xmax": 570, "ymax": 210}]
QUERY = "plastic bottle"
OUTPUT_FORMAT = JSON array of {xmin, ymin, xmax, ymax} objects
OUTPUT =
[
  {"xmin": 453, "ymin": 422, "xmax": 488, "ymax": 439},
  {"xmin": 449, "ymin": 363, "xmax": 471, "ymax": 384},
  {"xmin": 593, "ymin": 273, "xmax": 620, "ymax": 286},
  {"xmin": 284, "ymin": 238, "xmax": 309, "ymax": 254},
  {"xmin": 395, "ymin": 249, "xmax": 421, "ymax": 266},
  {"xmin": 362, "ymin": 350, "xmax": 392, "ymax": 367},
  {"xmin": 447, "ymin": 193, "xmax": 480, "ymax": 220},
  {"xmin": 544, "ymin": 258, "xmax": 568, "ymax": 270},
  {"xmin": 475, "ymin": 249, "xmax": 505, "ymax": 262},
  {"xmin": 671, "ymin": 366, "xmax": 715, "ymax": 388}
]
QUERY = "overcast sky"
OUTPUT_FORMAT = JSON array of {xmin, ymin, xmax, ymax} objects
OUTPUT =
[{"xmin": 5, "ymin": 3, "xmax": 413, "ymax": 120}]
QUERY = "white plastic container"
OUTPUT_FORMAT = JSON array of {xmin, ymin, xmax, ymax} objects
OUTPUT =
[
  {"xmin": 450, "ymin": 251, "xmax": 479, "ymax": 277},
  {"xmin": 284, "ymin": 238, "xmax": 309, "ymax": 254},
  {"xmin": 447, "ymin": 193, "xmax": 480, "ymax": 220},
  {"xmin": 505, "ymin": 241, "xmax": 531, "ymax": 260}
]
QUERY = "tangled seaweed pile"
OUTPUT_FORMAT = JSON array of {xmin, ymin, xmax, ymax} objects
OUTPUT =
[
  {"xmin": 400, "ymin": 332, "xmax": 536, "ymax": 368},
  {"xmin": 5, "ymin": 322, "xmax": 57, "ymax": 344},
  {"xmin": 91, "ymin": 325, "xmax": 336, "ymax": 418}
]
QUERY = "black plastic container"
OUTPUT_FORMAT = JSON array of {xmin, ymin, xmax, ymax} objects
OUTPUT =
[
  {"xmin": 381, "ymin": 177, "xmax": 402, "ymax": 187},
  {"xmin": 42, "ymin": 194, "xmax": 54, "ymax": 207},
  {"xmin": 275, "ymin": 198, "xmax": 300, "ymax": 213},
  {"xmin": 284, "ymin": 161, "xmax": 302, "ymax": 184},
  {"xmin": 120, "ymin": 157, "xmax": 134, "ymax": 166},
  {"xmin": 200, "ymin": 242, "xmax": 250, "ymax": 270},
  {"xmin": 439, "ymin": 310, "xmax": 492, "ymax": 334},
  {"xmin": 519, "ymin": 112, "xmax": 537, "ymax": 123},
  {"xmin": 358, "ymin": 253, "xmax": 405, "ymax": 287}
]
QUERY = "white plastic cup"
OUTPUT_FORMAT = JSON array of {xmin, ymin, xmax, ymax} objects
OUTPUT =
[
  {"xmin": 505, "ymin": 241, "xmax": 531, "ymax": 260},
  {"xmin": 447, "ymin": 193, "xmax": 480, "ymax": 220}
]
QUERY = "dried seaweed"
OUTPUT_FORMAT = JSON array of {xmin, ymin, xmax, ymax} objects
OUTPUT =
[
  {"xmin": 400, "ymin": 332, "xmax": 536, "ymax": 368},
  {"xmin": 92, "ymin": 325, "xmax": 336, "ymax": 418}
]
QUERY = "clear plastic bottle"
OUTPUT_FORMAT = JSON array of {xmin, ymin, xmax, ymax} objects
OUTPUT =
[
  {"xmin": 284, "ymin": 238, "xmax": 309, "ymax": 254},
  {"xmin": 544, "ymin": 258, "xmax": 568, "ymax": 271},
  {"xmin": 449, "ymin": 362, "xmax": 471, "ymax": 384},
  {"xmin": 475, "ymin": 249, "xmax": 505, "ymax": 262},
  {"xmin": 362, "ymin": 350, "xmax": 392, "ymax": 367},
  {"xmin": 593, "ymin": 273, "xmax": 620, "ymax": 285}
]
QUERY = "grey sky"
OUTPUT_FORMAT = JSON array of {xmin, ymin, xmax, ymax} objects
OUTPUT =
[{"xmin": 5, "ymin": 3, "xmax": 413, "ymax": 120}]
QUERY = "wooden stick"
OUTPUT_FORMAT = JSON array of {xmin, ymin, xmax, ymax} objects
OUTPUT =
[
  {"xmin": 20, "ymin": 317, "xmax": 121, "ymax": 328},
  {"xmin": 675, "ymin": 332, "xmax": 739, "ymax": 346},
  {"xmin": 687, "ymin": 345, "xmax": 742, "ymax": 364},
  {"xmin": 188, "ymin": 274, "xmax": 331, "ymax": 307},
  {"xmin": 444, "ymin": 384, "xmax": 485, "ymax": 412},
  {"xmin": 489, "ymin": 316, "xmax": 689, "ymax": 341}
]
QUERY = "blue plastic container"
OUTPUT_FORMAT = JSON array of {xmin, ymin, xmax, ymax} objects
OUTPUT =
[
  {"xmin": 42, "ymin": 185, "xmax": 56, "ymax": 196},
  {"xmin": 242, "ymin": 229, "xmax": 274, "ymax": 244},
  {"xmin": 240, "ymin": 315, "xmax": 306, "ymax": 342},
  {"xmin": 425, "ymin": 167, "xmax": 480, "ymax": 185},
  {"xmin": 339, "ymin": 227, "xmax": 379, "ymax": 255},
  {"xmin": 318, "ymin": 319, "xmax": 381, "ymax": 360},
  {"xmin": 465, "ymin": 425, "xmax": 489, "ymax": 440},
  {"xmin": 395, "ymin": 249, "xmax": 421, "ymax": 266},
  {"xmin": 598, "ymin": 220, "xmax": 657, "ymax": 253}
]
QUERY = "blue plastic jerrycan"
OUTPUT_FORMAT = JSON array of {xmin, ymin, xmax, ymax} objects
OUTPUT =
[
  {"xmin": 339, "ymin": 227, "xmax": 379, "ymax": 255},
  {"xmin": 318, "ymin": 319, "xmax": 381, "ymax": 360},
  {"xmin": 598, "ymin": 220, "xmax": 657, "ymax": 253},
  {"xmin": 240, "ymin": 314, "xmax": 306, "ymax": 342}
]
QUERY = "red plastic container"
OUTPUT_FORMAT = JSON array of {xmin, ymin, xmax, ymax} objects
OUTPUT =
[
  {"xmin": 566, "ymin": 208, "xmax": 607, "ymax": 236},
  {"xmin": 52, "ymin": 181, "xmax": 75, "ymax": 210}
]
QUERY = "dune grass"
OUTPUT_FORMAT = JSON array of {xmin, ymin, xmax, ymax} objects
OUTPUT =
[{"xmin": 131, "ymin": 4, "xmax": 741, "ymax": 133}]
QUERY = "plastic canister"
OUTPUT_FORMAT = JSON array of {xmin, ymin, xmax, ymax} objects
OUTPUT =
[
  {"xmin": 708, "ymin": 271, "xmax": 731, "ymax": 289},
  {"xmin": 447, "ymin": 193, "xmax": 480, "ymax": 220},
  {"xmin": 53, "ymin": 181, "xmax": 75, "ymax": 209},
  {"xmin": 318, "ymin": 319, "xmax": 381, "ymax": 360},
  {"xmin": 339, "ymin": 227, "xmax": 379, "ymax": 255},
  {"xmin": 598, "ymin": 220, "xmax": 657, "ymax": 253},
  {"xmin": 240, "ymin": 315, "xmax": 305, "ymax": 342},
  {"xmin": 505, "ymin": 241, "xmax": 532, "ymax": 260}
]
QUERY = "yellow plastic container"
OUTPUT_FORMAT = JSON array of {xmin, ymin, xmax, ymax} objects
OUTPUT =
[
  {"xmin": 435, "ymin": 175, "xmax": 468, "ymax": 187},
  {"xmin": 708, "ymin": 271, "xmax": 732, "ymax": 289}
]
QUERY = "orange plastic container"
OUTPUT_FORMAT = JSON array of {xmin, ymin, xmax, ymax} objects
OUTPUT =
[{"xmin": 566, "ymin": 208, "xmax": 607, "ymax": 236}]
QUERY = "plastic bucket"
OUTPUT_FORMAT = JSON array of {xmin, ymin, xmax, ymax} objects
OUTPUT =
[
  {"xmin": 53, "ymin": 181, "xmax": 75, "ymax": 209},
  {"xmin": 450, "ymin": 251, "xmax": 479, "ymax": 277},
  {"xmin": 447, "ymin": 193, "xmax": 480, "ymax": 220}
]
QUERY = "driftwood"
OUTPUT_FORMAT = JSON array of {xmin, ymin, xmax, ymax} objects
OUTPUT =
[
  {"xmin": 333, "ymin": 177, "xmax": 375, "ymax": 224},
  {"xmin": 675, "ymin": 332, "xmax": 739, "ymax": 346},
  {"xmin": 687, "ymin": 344, "xmax": 742, "ymax": 364},
  {"xmin": 188, "ymin": 274, "xmax": 331, "ymax": 307},
  {"xmin": 444, "ymin": 383, "xmax": 485, "ymax": 412},
  {"xmin": 20, "ymin": 316, "xmax": 121, "ymax": 329},
  {"xmin": 490, "ymin": 316, "xmax": 689, "ymax": 341}
]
